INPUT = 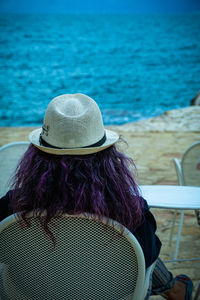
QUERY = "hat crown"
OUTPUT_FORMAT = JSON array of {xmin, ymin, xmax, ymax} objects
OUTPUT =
[
  {"xmin": 53, "ymin": 95, "xmax": 87, "ymax": 117},
  {"xmin": 41, "ymin": 93, "xmax": 104, "ymax": 148}
]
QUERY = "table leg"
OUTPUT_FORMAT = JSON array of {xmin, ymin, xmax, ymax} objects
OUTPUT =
[
  {"xmin": 173, "ymin": 210, "xmax": 184, "ymax": 261},
  {"xmin": 169, "ymin": 211, "xmax": 177, "ymax": 246}
]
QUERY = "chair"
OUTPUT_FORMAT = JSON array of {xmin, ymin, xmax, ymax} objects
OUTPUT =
[
  {"xmin": 173, "ymin": 141, "xmax": 200, "ymax": 188},
  {"xmin": 0, "ymin": 142, "xmax": 30, "ymax": 197},
  {"xmin": 0, "ymin": 213, "xmax": 155, "ymax": 300},
  {"xmin": 168, "ymin": 141, "xmax": 200, "ymax": 256}
]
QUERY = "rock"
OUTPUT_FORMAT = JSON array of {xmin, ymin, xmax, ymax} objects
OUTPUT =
[
  {"xmin": 108, "ymin": 106, "xmax": 200, "ymax": 132},
  {"xmin": 191, "ymin": 91, "xmax": 200, "ymax": 106}
]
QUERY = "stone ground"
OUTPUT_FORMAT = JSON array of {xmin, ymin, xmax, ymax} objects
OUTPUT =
[{"xmin": 0, "ymin": 107, "xmax": 200, "ymax": 298}]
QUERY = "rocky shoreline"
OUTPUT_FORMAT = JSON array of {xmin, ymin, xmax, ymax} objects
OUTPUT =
[
  {"xmin": 0, "ymin": 106, "xmax": 200, "ymax": 298},
  {"xmin": 110, "ymin": 106, "xmax": 200, "ymax": 132}
]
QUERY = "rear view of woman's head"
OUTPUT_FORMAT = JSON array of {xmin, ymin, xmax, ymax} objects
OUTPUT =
[{"xmin": 11, "ymin": 94, "xmax": 144, "ymax": 240}]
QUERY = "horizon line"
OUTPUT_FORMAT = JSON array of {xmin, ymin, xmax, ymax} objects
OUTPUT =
[{"xmin": 0, "ymin": 11, "xmax": 200, "ymax": 15}]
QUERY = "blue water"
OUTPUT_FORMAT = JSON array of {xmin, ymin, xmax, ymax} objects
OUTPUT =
[{"xmin": 0, "ymin": 13, "xmax": 200, "ymax": 126}]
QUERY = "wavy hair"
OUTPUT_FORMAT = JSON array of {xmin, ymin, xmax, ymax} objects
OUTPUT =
[{"xmin": 11, "ymin": 143, "xmax": 144, "ymax": 242}]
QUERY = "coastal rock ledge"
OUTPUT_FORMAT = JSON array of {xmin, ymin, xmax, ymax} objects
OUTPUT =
[{"xmin": 108, "ymin": 106, "xmax": 200, "ymax": 132}]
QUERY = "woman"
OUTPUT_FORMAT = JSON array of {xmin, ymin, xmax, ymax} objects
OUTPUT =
[{"xmin": 0, "ymin": 93, "xmax": 192, "ymax": 299}]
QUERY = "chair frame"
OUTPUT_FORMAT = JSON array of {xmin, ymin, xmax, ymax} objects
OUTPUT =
[
  {"xmin": 0, "ymin": 141, "xmax": 30, "ymax": 197},
  {"xmin": 0, "ymin": 141, "xmax": 30, "ymax": 152},
  {"xmin": 173, "ymin": 141, "xmax": 200, "ymax": 187},
  {"xmin": 170, "ymin": 141, "xmax": 200, "ymax": 261},
  {"xmin": 0, "ymin": 212, "xmax": 155, "ymax": 300}
]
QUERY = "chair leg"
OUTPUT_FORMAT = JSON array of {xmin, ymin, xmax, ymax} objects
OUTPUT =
[
  {"xmin": 168, "ymin": 211, "xmax": 177, "ymax": 246},
  {"xmin": 173, "ymin": 210, "xmax": 184, "ymax": 261},
  {"xmin": 194, "ymin": 281, "xmax": 200, "ymax": 300},
  {"xmin": 195, "ymin": 210, "xmax": 200, "ymax": 226}
]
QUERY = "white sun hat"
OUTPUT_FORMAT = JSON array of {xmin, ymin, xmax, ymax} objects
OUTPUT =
[{"xmin": 29, "ymin": 93, "xmax": 119, "ymax": 155}]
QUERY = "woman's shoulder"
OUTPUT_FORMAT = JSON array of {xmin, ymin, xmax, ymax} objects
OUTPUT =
[
  {"xmin": 141, "ymin": 197, "xmax": 149, "ymax": 210},
  {"xmin": 139, "ymin": 196, "xmax": 157, "ymax": 230},
  {"xmin": 0, "ymin": 190, "xmax": 13, "ymax": 221}
]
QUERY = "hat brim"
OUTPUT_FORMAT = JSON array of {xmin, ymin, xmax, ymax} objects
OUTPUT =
[{"xmin": 29, "ymin": 128, "xmax": 119, "ymax": 155}]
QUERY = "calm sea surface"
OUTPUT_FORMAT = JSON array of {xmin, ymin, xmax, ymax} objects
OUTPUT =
[{"xmin": 0, "ymin": 13, "xmax": 200, "ymax": 126}]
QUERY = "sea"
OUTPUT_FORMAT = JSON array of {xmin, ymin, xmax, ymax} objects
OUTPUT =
[{"xmin": 0, "ymin": 13, "xmax": 200, "ymax": 126}]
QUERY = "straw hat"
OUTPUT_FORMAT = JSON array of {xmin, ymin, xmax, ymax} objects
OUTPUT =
[{"xmin": 29, "ymin": 93, "xmax": 119, "ymax": 155}]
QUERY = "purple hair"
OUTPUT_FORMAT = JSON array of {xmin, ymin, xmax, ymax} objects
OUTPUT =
[{"xmin": 11, "ymin": 143, "xmax": 144, "ymax": 241}]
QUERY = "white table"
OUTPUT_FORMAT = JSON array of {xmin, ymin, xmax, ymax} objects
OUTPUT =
[{"xmin": 140, "ymin": 185, "xmax": 200, "ymax": 261}]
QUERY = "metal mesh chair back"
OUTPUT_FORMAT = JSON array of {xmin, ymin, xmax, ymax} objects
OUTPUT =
[
  {"xmin": 182, "ymin": 141, "xmax": 200, "ymax": 186},
  {"xmin": 0, "ymin": 213, "xmax": 146, "ymax": 300},
  {"xmin": 0, "ymin": 142, "xmax": 30, "ymax": 197}
]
